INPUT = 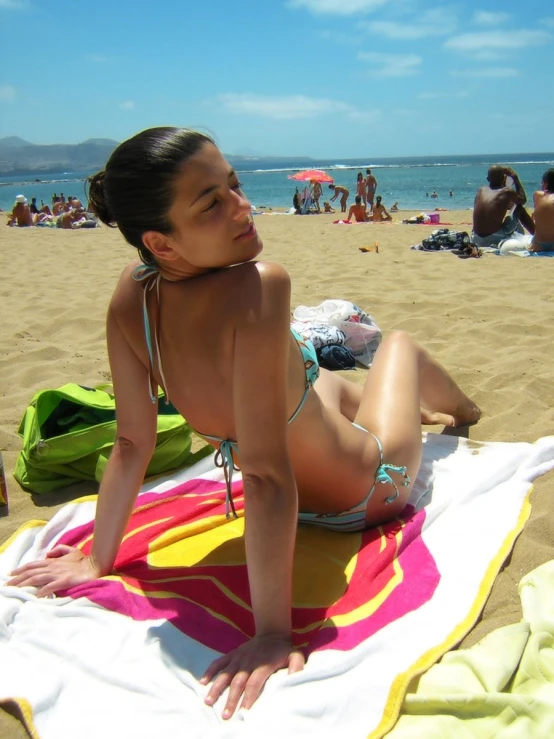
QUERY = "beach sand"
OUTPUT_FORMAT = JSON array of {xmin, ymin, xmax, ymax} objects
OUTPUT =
[{"xmin": 1, "ymin": 211, "xmax": 553, "ymax": 735}]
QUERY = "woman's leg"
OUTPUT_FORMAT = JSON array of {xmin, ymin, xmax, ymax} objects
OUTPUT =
[{"xmin": 353, "ymin": 331, "xmax": 480, "ymax": 522}]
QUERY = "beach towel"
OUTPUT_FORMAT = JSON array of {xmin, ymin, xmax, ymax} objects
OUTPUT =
[
  {"xmin": 388, "ymin": 557, "xmax": 554, "ymax": 738},
  {"xmin": 1, "ymin": 432, "xmax": 554, "ymax": 739}
]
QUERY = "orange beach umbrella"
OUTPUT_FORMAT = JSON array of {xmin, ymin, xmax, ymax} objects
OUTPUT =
[{"xmin": 288, "ymin": 169, "xmax": 334, "ymax": 183}]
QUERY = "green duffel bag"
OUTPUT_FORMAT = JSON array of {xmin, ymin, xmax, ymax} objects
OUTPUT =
[{"xmin": 13, "ymin": 383, "xmax": 213, "ymax": 494}]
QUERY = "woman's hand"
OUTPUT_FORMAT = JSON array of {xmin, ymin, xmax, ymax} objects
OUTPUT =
[
  {"xmin": 200, "ymin": 634, "xmax": 305, "ymax": 719},
  {"xmin": 7, "ymin": 544, "xmax": 101, "ymax": 597}
]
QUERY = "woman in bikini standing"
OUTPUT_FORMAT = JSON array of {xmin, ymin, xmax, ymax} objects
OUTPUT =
[
  {"xmin": 356, "ymin": 171, "xmax": 367, "ymax": 207},
  {"xmin": 9, "ymin": 127, "xmax": 480, "ymax": 720}
]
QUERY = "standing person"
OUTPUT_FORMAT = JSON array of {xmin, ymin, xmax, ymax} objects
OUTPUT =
[
  {"xmin": 499, "ymin": 168, "xmax": 554, "ymax": 254},
  {"xmin": 311, "ymin": 180, "xmax": 322, "ymax": 213},
  {"xmin": 9, "ymin": 126, "xmax": 480, "ymax": 720},
  {"xmin": 328, "ymin": 183, "xmax": 350, "ymax": 212},
  {"xmin": 365, "ymin": 169, "xmax": 377, "ymax": 209},
  {"xmin": 472, "ymin": 165, "xmax": 534, "ymax": 249},
  {"xmin": 29, "ymin": 197, "xmax": 40, "ymax": 214},
  {"xmin": 356, "ymin": 172, "xmax": 367, "ymax": 207}
]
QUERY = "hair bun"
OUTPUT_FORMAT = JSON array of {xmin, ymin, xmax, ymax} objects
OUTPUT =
[{"xmin": 86, "ymin": 170, "xmax": 115, "ymax": 226}]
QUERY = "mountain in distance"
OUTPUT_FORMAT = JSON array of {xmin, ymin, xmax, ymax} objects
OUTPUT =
[
  {"xmin": 0, "ymin": 136, "xmax": 34, "ymax": 149},
  {"xmin": 0, "ymin": 137, "xmax": 120, "ymax": 176},
  {"xmin": 0, "ymin": 136, "xmax": 316, "ymax": 176}
]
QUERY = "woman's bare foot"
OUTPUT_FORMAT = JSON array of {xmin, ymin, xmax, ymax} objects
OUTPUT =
[{"xmin": 421, "ymin": 401, "xmax": 481, "ymax": 428}]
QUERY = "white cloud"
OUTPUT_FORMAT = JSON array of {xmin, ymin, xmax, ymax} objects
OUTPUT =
[
  {"xmin": 119, "ymin": 100, "xmax": 135, "ymax": 110},
  {"xmin": 445, "ymin": 29, "xmax": 551, "ymax": 53},
  {"xmin": 357, "ymin": 51, "xmax": 422, "ymax": 76},
  {"xmin": 0, "ymin": 0, "xmax": 30, "ymax": 8},
  {"xmin": 417, "ymin": 90, "xmax": 469, "ymax": 100},
  {"xmin": 213, "ymin": 93, "xmax": 380, "ymax": 122},
  {"xmin": 472, "ymin": 11, "xmax": 510, "ymax": 26},
  {"xmin": 542, "ymin": 17, "xmax": 554, "ymax": 29},
  {"xmin": 0, "ymin": 85, "xmax": 16, "ymax": 101},
  {"xmin": 451, "ymin": 67, "xmax": 520, "ymax": 78},
  {"xmin": 362, "ymin": 8, "xmax": 457, "ymax": 39},
  {"xmin": 86, "ymin": 54, "xmax": 110, "ymax": 63},
  {"xmin": 287, "ymin": 0, "xmax": 389, "ymax": 16}
]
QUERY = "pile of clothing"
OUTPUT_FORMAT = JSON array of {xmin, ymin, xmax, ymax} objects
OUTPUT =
[
  {"xmin": 291, "ymin": 300, "xmax": 382, "ymax": 370},
  {"xmin": 412, "ymin": 228, "xmax": 471, "ymax": 252}
]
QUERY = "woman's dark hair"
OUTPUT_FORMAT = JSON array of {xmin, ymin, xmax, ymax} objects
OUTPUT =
[
  {"xmin": 357, "ymin": 171, "xmax": 363, "ymax": 181},
  {"xmin": 87, "ymin": 127, "xmax": 214, "ymax": 265},
  {"xmin": 355, "ymin": 195, "xmax": 362, "ymax": 204},
  {"xmin": 376, "ymin": 195, "xmax": 382, "ymax": 204},
  {"xmin": 543, "ymin": 168, "xmax": 554, "ymax": 193}
]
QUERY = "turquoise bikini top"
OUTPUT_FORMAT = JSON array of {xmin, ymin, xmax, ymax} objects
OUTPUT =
[{"xmin": 132, "ymin": 264, "xmax": 320, "ymax": 519}]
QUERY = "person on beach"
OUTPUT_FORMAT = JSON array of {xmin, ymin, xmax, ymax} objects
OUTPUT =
[
  {"xmin": 8, "ymin": 127, "xmax": 480, "ymax": 720},
  {"xmin": 498, "ymin": 168, "xmax": 554, "ymax": 254},
  {"xmin": 323, "ymin": 201, "xmax": 335, "ymax": 213},
  {"xmin": 472, "ymin": 165, "xmax": 535, "ymax": 248},
  {"xmin": 346, "ymin": 195, "xmax": 368, "ymax": 222},
  {"xmin": 365, "ymin": 169, "xmax": 377, "ymax": 209},
  {"xmin": 356, "ymin": 172, "xmax": 367, "ymax": 207},
  {"xmin": 311, "ymin": 180, "xmax": 322, "ymax": 213},
  {"xmin": 369, "ymin": 196, "xmax": 392, "ymax": 222},
  {"xmin": 7, "ymin": 195, "xmax": 33, "ymax": 227},
  {"xmin": 390, "ymin": 202, "xmax": 399, "ymax": 212},
  {"xmin": 329, "ymin": 183, "xmax": 350, "ymax": 212}
]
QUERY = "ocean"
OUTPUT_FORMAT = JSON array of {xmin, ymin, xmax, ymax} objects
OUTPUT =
[{"xmin": 1, "ymin": 152, "xmax": 553, "ymax": 214}]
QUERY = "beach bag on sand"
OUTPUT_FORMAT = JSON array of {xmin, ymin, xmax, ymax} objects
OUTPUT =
[{"xmin": 13, "ymin": 383, "xmax": 212, "ymax": 494}]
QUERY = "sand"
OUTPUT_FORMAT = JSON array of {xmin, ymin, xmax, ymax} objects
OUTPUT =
[{"xmin": 1, "ymin": 211, "xmax": 553, "ymax": 734}]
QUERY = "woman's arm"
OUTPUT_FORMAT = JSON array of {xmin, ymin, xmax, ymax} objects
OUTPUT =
[
  {"xmin": 202, "ymin": 262, "xmax": 304, "ymax": 717},
  {"xmin": 9, "ymin": 304, "xmax": 157, "ymax": 593},
  {"xmin": 90, "ymin": 308, "xmax": 158, "ymax": 573}
]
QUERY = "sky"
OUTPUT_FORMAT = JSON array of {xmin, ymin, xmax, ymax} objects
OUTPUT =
[{"xmin": 1, "ymin": 0, "xmax": 553, "ymax": 158}]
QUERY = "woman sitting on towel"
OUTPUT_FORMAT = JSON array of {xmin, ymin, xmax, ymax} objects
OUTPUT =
[{"xmin": 9, "ymin": 127, "xmax": 480, "ymax": 719}]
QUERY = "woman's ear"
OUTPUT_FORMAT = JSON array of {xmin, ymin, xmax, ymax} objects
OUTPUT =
[{"xmin": 142, "ymin": 231, "xmax": 179, "ymax": 261}]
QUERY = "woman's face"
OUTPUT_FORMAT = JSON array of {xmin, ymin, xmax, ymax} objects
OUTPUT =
[{"xmin": 164, "ymin": 143, "xmax": 262, "ymax": 271}]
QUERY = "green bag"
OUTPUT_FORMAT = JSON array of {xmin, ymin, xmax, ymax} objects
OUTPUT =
[{"xmin": 13, "ymin": 383, "xmax": 212, "ymax": 494}]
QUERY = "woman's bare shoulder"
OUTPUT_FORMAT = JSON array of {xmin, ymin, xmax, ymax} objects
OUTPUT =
[
  {"xmin": 232, "ymin": 260, "xmax": 291, "ymax": 290},
  {"xmin": 107, "ymin": 261, "xmax": 142, "ymax": 318}
]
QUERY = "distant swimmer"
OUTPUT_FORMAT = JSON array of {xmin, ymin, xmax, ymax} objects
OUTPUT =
[
  {"xmin": 449, "ymin": 190, "xmax": 454, "ymax": 197},
  {"xmin": 431, "ymin": 190, "xmax": 438, "ymax": 199},
  {"xmin": 328, "ymin": 184, "xmax": 350, "ymax": 213}
]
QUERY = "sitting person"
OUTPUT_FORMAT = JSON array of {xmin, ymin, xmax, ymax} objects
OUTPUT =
[
  {"xmin": 390, "ymin": 201, "xmax": 399, "ymax": 212},
  {"xmin": 9, "ymin": 126, "xmax": 480, "ymax": 720},
  {"xmin": 7, "ymin": 195, "xmax": 33, "ymax": 227},
  {"xmin": 346, "ymin": 195, "xmax": 368, "ymax": 222},
  {"xmin": 370, "ymin": 196, "xmax": 392, "ymax": 222},
  {"xmin": 499, "ymin": 168, "xmax": 554, "ymax": 254},
  {"xmin": 472, "ymin": 165, "xmax": 534, "ymax": 248},
  {"xmin": 323, "ymin": 201, "xmax": 335, "ymax": 213}
]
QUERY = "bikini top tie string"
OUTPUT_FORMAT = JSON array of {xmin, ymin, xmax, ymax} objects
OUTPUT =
[
  {"xmin": 212, "ymin": 439, "xmax": 240, "ymax": 519},
  {"xmin": 132, "ymin": 264, "xmax": 170, "ymax": 404}
]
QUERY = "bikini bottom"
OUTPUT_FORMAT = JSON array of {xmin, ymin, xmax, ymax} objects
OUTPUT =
[{"xmin": 297, "ymin": 423, "xmax": 411, "ymax": 532}]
